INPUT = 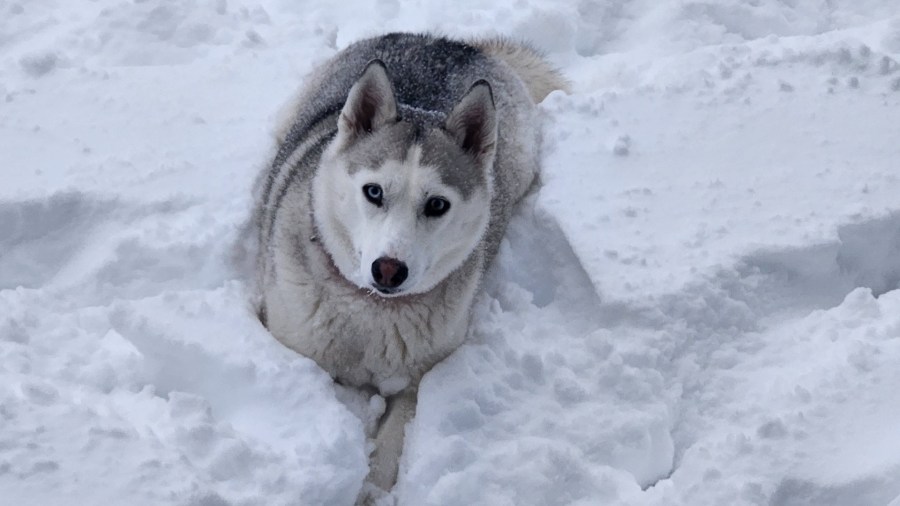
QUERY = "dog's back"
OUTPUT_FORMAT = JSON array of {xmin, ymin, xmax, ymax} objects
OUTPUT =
[{"xmin": 471, "ymin": 36, "xmax": 570, "ymax": 103}]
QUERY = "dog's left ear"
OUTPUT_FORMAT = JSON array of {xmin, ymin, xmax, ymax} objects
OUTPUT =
[
  {"xmin": 338, "ymin": 59, "xmax": 398, "ymax": 144},
  {"xmin": 446, "ymin": 80, "xmax": 497, "ymax": 167}
]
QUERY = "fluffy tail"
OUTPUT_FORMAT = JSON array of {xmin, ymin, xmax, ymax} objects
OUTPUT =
[{"xmin": 471, "ymin": 37, "xmax": 570, "ymax": 103}]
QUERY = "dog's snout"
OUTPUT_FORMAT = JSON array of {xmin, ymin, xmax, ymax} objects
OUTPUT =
[{"xmin": 371, "ymin": 257, "xmax": 408, "ymax": 289}]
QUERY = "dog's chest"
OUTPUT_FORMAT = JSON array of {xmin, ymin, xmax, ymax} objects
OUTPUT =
[{"xmin": 265, "ymin": 233, "xmax": 475, "ymax": 394}]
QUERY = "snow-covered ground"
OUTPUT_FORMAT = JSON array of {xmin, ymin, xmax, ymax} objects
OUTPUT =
[{"xmin": 3, "ymin": 1, "xmax": 900, "ymax": 505}]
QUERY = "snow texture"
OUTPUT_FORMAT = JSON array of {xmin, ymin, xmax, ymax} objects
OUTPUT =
[{"xmin": 2, "ymin": 1, "xmax": 900, "ymax": 505}]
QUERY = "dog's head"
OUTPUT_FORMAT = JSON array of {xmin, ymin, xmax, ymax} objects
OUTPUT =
[{"xmin": 312, "ymin": 60, "xmax": 496, "ymax": 297}]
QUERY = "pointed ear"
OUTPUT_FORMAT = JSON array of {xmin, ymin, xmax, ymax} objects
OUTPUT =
[
  {"xmin": 338, "ymin": 59, "xmax": 398, "ymax": 140},
  {"xmin": 445, "ymin": 80, "xmax": 497, "ymax": 165}
]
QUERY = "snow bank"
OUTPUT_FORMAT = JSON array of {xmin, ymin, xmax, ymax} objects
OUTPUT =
[{"xmin": 2, "ymin": 1, "xmax": 900, "ymax": 505}]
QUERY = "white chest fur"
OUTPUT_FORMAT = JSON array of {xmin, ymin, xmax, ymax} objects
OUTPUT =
[{"xmin": 262, "ymin": 198, "xmax": 481, "ymax": 394}]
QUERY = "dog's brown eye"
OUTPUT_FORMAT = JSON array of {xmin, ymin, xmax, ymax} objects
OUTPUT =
[
  {"xmin": 363, "ymin": 184, "xmax": 383, "ymax": 207},
  {"xmin": 424, "ymin": 197, "xmax": 450, "ymax": 217}
]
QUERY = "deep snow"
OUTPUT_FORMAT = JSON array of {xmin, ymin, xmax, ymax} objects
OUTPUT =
[{"xmin": 2, "ymin": 1, "xmax": 900, "ymax": 505}]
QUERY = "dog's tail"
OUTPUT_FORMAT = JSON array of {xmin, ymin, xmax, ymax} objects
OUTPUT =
[{"xmin": 472, "ymin": 37, "xmax": 570, "ymax": 103}]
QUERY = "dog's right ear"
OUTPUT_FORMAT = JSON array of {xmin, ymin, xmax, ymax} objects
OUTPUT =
[{"xmin": 337, "ymin": 60, "xmax": 398, "ymax": 145}]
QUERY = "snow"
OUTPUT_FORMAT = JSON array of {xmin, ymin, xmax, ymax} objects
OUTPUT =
[{"xmin": 2, "ymin": 1, "xmax": 900, "ymax": 505}]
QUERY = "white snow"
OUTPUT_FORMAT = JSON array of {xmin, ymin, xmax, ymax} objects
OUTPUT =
[{"xmin": 2, "ymin": 1, "xmax": 900, "ymax": 505}]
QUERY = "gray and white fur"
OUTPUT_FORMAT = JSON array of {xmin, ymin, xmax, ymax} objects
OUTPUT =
[{"xmin": 241, "ymin": 32, "xmax": 567, "ymax": 502}]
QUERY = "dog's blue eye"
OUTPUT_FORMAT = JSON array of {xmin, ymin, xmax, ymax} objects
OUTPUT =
[
  {"xmin": 424, "ymin": 197, "xmax": 450, "ymax": 217},
  {"xmin": 363, "ymin": 184, "xmax": 383, "ymax": 206}
]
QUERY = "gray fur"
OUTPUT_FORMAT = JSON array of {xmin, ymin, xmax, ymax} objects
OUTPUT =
[
  {"xmin": 241, "ymin": 32, "xmax": 565, "ymax": 503},
  {"xmin": 420, "ymin": 129, "xmax": 482, "ymax": 199}
]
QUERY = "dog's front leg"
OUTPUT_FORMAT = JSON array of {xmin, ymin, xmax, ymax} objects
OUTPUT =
[{"xmin": 360, "ymin": 387, "xmax": 417, "ymax": 503}]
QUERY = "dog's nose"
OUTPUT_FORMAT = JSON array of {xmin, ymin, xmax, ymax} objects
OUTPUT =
[{"xmin": 371, "ymin": 257, "xmax": 408, "ymax": 289}]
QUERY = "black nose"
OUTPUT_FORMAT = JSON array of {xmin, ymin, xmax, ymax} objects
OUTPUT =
[{"xmin": 371, "ymin": 257, "xmax": 408, "ymax": 290}]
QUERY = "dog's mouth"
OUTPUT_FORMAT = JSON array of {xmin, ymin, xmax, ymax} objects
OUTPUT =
[{"xmin": 370, "ymin": 284, "xmax": 404, "ymax": 296}]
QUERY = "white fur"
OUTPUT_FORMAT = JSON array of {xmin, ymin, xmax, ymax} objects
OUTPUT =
[{"xmin": 313, "ymin": 144, "xmax": 492, "ymax": 297}]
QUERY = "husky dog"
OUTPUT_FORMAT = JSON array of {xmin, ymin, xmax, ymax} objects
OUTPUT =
[{"xmin": 244, "ymin": 33, "xmax": 566, "ymax": 502}]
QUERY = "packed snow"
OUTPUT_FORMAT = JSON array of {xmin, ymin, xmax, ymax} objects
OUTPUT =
[{"xmin": 2, "ymin": 1, "xmax": 900, "ymax": 505}]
